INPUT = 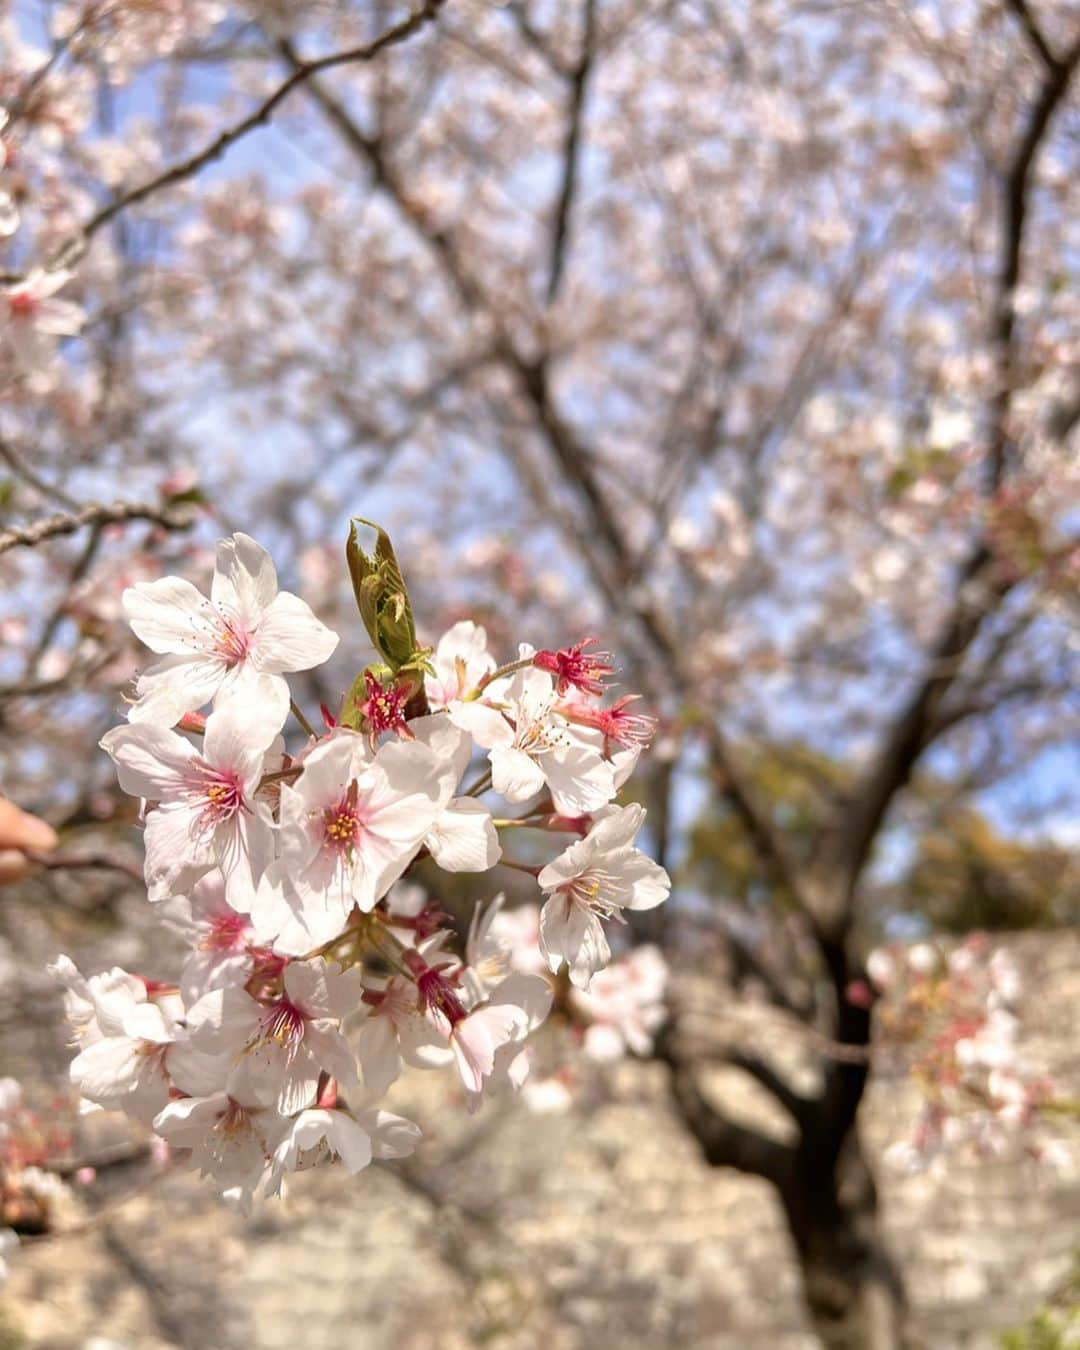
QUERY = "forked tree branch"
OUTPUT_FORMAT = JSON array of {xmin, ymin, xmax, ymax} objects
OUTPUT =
[{"xmin": 825, "ymin": 31, "xmax": 1080, "ymax": 902}]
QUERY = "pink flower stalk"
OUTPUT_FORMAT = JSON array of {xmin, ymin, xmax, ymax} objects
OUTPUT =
[
  {"xmin": 534, "ymin": 638, "xmax": 615, "ymax": 697},
  {"xmin": 563, "ymin": 694, "xmax": 657, "ymax": 750},
  {"xmin": 405, "ymin": 951, "xmax": 468, "ymax": 1027}
]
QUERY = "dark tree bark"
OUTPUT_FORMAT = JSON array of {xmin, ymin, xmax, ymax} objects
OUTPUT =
[{"xmin": 778, "ymin": 1074, "xmax": 907, "ymax": 1350}]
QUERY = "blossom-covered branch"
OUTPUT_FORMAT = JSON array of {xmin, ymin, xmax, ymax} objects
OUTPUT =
[{"xmin": 52, "ymin": 525, "xmax": 670, "ymax": 1207}]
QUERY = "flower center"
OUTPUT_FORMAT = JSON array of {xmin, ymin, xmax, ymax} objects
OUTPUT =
[
  {"xmin": 201, "ymin": 911, "xmax": 249, "ymax": 953},
  {"xmin": 514, "ymin": 713, "xmax": 565, "ymax": 758},
  {"xmin": 216, "ymin": 1097, "xmax": 253, "ymax": 1138},
  {"xmin": 322, "ymin": 780, "xmax": 366, "ymax": 856},
  {"xmin": 260, "ymin": 998, "xmax": 306, "ymax": 1048},
  {"xmin": 565, "ymin": 868, "xmax": 621, "ymax": 920},
  {"xmin": 211, "ymin": 607, "xmax": 253, "ymax": 666},
  {"xmin": 200, "ymin": 771, "xmax": 245, "ymax": 825}
]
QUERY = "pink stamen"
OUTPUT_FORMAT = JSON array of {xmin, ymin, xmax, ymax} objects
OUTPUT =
[
  {"xmin": 260, "ymin": 997, "xmax": 307, "ymax": 1048},
  {"xmin": 199, "ymin": 768, "xmax": 246, "ymax": 824},
  {"xmin": 357, "ymin": 671, "xmax": 411, "ymax": 738},
  {"xmin": 201, "ymin": 910, "xmax": 249, "ymax": 953}
]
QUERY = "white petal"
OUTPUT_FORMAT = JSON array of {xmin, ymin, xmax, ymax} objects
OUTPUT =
[
  {"xmin": 100, "ymin": 723, "xmax": 199, "ymax": 800},
  {"xmin": 211, "ymin": 533, "xmax": 278, "ymax": 619},
  {"xmin": 425, "ymin": 799, "xmax": 501, "ymax": 872},
  {"xmin": 490, "ymin": 746, "xmax": 546, "ymax": 802},
  {"xmin": 251, "ymin": 591, "xmax": 339, "ymax": 674}
]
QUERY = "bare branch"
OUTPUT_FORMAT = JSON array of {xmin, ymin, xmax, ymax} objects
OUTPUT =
[
  {"xmin": 0, "ymin": 499, "xmax": 195, "ymax": 556},
  {"xmin": 723, "ymin": 1049, "xmax": 816, "ymax": 1131},
  {"xmin": 20, "ymin": 847, "xmax": 143, "ymax": 886},
  {"xmin": 545, "ymin": 0, "xmax": 597, "ymax": 304},
  {"xmin": 0, "ymin": 439, "xmax": 80, "ymax": 511}
]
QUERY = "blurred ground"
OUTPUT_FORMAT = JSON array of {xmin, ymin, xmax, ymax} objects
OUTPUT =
[{"xmin": 0, "ymin": 880, "xmax": 1076, "ymax": 1350}]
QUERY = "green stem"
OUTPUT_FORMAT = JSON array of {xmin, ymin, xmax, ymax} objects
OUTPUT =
[{"xmin": 466, "ymin": 656, "xmax": 534, "ymax": 699}]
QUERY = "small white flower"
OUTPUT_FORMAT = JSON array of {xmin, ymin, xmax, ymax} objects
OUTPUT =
[
  {"xmin": 266, "ymin": 1106, "xmax": 420, "ymax": 1194},
  {"xmin": 100, "ymin": 700, "xmax": 279, "ymax": 908},
  {"xmin": 162, "ymin": 871, "xmax": 254, "ymax": 1005},
  {"xmin": 123, "ymin": 533, "xmax": 338, "ymax": 729},
  {"xmin": 537, "ymin": 804, "xmax": 670, "ymax": 988},
  {"xmin": 2, "ymin": 268, "xmax": 84, "ymax": 374},
  {"xmin": 263, "ymin": 720, "xmax": 466, "ymax": 952},
  {"xmin": 240, "ymin": 959, "xmax": 363, "ymax": 1115},
  {"xmin": 51, "ymin": 956, "xmax": 184, "ymax": 1123},
  {"xmin": 154, "ymin": 1087, "xmax": 285, "ymax": 1208},
  {"xmin": 425, "ymin": 620, "xmax": 495, "ymax": 709},
  {"xmin": 572, "ymin": 944, "xmax": 668, "ymax": 1061},
  {"xmin": 453, "ymin": 668, "xmax": 616, "ymax": 815},
  {"xmin": 355, "ymin": 976, "xmax": 452, "ymax": 1096}
]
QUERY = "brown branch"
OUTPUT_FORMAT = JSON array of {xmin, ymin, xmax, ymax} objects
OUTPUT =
[
  {"xmin": 46, "ymin": 2, "xmax": 447, "ymax": 273},
  {"xmin": 987, "ymin": 27, "xmax": 1080, "ymax": 486},
  {"xmin": 20, "ymin": 846, "xmax": 144, "ymax": 886},
  {"xmin": 0, "ymin": 499, "xmax": 195, "ymax": 556},
  {"xmin": 1005, "ymin": 0, "xmax": 1060, "ymax": 69},
  {"xmin": 545, "ymin": 0, "xmax": 597, "ymax": 304},
  {"xmin": 723, "ymin": 1049, "xmax": 816, "ymax": 1132},
  {"xmin": 0, "ymin": 439, "xmax": 80, "ymax": 511}
]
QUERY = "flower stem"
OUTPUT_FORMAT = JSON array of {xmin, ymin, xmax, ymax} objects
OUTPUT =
[
  {"xmin": 290, "ymin": 698, "xmax": 317, "ymax": 738},
  {"xmin": 498, "ymin": 858, "xmax": 542, "ymax": 878},
  {"xmin": 465, "ymin": 656, "xmax": 534, "ymax": 699},
  {"xmin": 462, "ymin": 767, "xmax": 492, "ymax": 797}
]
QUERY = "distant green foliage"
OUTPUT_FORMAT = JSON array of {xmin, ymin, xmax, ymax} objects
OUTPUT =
[
  {"xmin": 904, "ymin": 805, "xmax": 1079, "ymax": 932},
  {"xmin": 684, "ymin": 740, "xmax": 1078, "ymax": 932},
  {"xmin": 1001, "ymin": 1255, "xmax": 1080, "ymax": 1349}
]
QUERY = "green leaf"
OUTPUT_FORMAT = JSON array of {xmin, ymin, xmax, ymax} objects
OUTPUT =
[{"xmin": 345, "ymin": 518, "xmax": 420, "ymax": 672}]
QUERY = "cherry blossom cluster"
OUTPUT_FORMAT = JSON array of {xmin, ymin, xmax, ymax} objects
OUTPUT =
[
  {"xmin": 866, "ymin": 937, "xmax": 1068, "ymax": 1173},
  {"xmin": 52, "ymin": 529, "xmax": 670, "ymax": 1207},
  {"xmin": 467, "ymin": 898, "xmax": 669, "ymax": 1068}
]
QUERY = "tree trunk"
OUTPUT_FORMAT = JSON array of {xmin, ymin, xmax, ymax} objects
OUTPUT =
[{"xmin": 779, "ymin": 1128, "xmax": 908, "ymax": 1350}]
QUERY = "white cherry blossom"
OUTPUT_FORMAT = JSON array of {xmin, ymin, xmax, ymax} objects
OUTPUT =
[
  {"xmin": 264, "ymin": 721, "xmax": 466, "ymax": 951},
  {"xmin": 123, "ymin": 533, "xmax": 338, "ymax": 729},
  {"xmin": 425, "ymin": 620, "xmax": 495, "ymax": 709},
  {"xmin": 452, "ymin": 668, "xmax": 616, "ymax": 815},
  {"xmin": 355, "ymin": 974, "xmax": 454, "ymax": 1096},
  {"xmin": 100, "ymin": 699, "xmax": 279, "ymax": 907},
  {"xmin": 537, "ymin": 804, "xmax": 670, "ymax": 988},
  {"xmin": 2, "ymin": 269, "xmax": 85, "ymax": 374},
  {"xmin": 266, "ymin": 1106, "xmax": 421, "ymax": 1195}
]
